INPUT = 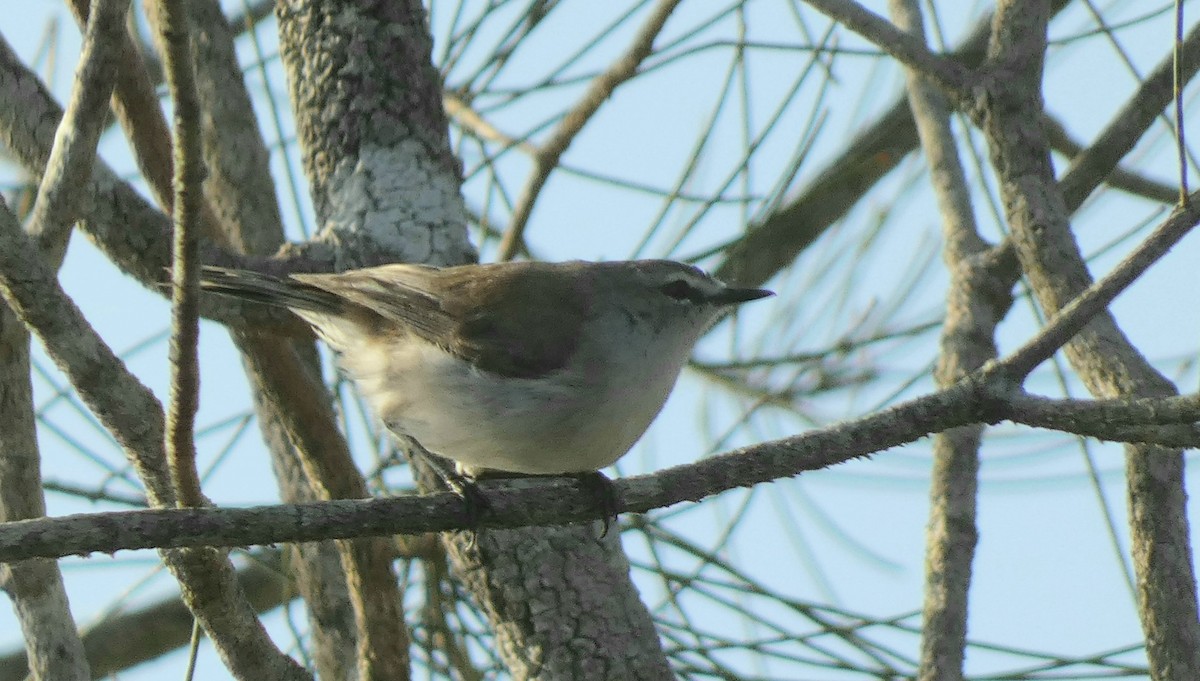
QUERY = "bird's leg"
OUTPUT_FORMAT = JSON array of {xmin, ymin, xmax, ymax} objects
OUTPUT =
[
  {"xmin": 405, "ymin": 441, "xmax": 491, "ymax": 530},
  {"xmin": 572, "ymin": 471, "xmax": 620, "ymax": 538}
]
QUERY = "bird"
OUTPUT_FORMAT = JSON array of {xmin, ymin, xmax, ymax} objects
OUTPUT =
[{"xmin": 201, "ymin": 260, "xmax": 771, "ymax": 521}]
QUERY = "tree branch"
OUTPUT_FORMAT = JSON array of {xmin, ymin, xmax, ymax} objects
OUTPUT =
[
  {"xmin": 0, "ymin": 550, "xmax": 293, "ymax": 679},
  {"xmin": 888, "ymin": 1, "xmax": 995, "ymax": 677},
  {"xmin": 0, "ymin": 174, "xmax": 308, "ymax": 681},
  {"xmin": 998, "ymin": 192, "xmax": 1200, "ymax": 379},
  {"xmin": 158, "ymin": 0, "xmax": 207, "ymax": 510},
  {"xmin": 1057, "ymin": 19, "xmax": 1200, "ymax": 212},
  {"xmin": 6, "ymin": 373, "xmax": 1200, "ymax": 562}
]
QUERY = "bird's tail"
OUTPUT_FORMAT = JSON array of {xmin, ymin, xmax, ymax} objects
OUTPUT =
[{"xmin": 199, "ymin": 266, "xmax": 345, "ymax": 315}]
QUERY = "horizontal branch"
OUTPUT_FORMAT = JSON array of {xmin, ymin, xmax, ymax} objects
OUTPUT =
[
  {"xmin": 1003, "ymin": 399, "xmax": 1200, "ymax": 447},
  {"xmin": 4, "ymin": 374, "xmax": 1200, "ymax": 562}
]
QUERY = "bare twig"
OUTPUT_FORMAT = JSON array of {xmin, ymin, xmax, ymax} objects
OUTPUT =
[
  {"xmin": 1175, "ymin": 0, "xmax": 1189, "ymax": 203},
  {"xmin": 1004, "ymin": 391, "xmax": 1200, "ymax": 444},
  {"xmin": 158, "ymin": 0, "xmax": 206, "ymax": 510},
  {"xmin": 713, "ymin": 1, "xmax": 1063, "ymax": 289},
  {"xmin": 1057, "ymin": 20, "xmax": 1200, "ymax": 212},
  {"xmin": 1042, "ymin": 116, "xmax": 1177, "ymax": 205},
  {"xmin": 496, "ymin": 0, "xmax": 683, "ymax": 260}
]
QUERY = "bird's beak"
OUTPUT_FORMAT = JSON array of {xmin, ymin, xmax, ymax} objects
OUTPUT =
[{"xmin": 711, "ymin": 287, "xmax": 774, "ymax": 305}]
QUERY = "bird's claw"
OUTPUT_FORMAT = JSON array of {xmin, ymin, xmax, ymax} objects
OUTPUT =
[{"xmin": 574, "ymin": 471, "xmax": 620, "ymax": 537}]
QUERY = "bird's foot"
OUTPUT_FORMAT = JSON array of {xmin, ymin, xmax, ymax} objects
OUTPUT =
[
  {"xmin": 573, "ymin": 471, "xmax": 620, "ymax": 538},
  {"xmin": 412, "ymin": 447, "xmax": 491, "ymax": 531}
]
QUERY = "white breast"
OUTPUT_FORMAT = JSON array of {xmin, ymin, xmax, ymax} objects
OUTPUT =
[{"xmin": 333, "ymin": 327, "xmax": 691, "ymax": 475}]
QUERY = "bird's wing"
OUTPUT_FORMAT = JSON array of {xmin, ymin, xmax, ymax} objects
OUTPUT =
[
  {"xmin": 295, "ymin": 263, "xmax": 586, "ymax": 379},
  {"xmin": 292, "ymin": 264, "xmax": 453, "ymax": 341}
]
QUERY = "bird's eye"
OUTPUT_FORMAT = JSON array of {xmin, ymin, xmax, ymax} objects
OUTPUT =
[{"xmin": 660, "ymin": 279, "xmax": 698, "ymax": 301}]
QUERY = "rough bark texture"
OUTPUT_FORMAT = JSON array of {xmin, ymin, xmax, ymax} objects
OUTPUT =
[
  {"xmin": 889, "ymin": 2, "xmax": 1009, "ymax": 679},
  {"xmin": 0, "ymin": 317, "xmax": 90, "ymax": 681},
  {"xmin": 444, "ymin": 524, "xmax": 673, "ymax": 680},
  {"xmin": 276, "ymin": 0, "xmax": 474, "ymax": 268}
]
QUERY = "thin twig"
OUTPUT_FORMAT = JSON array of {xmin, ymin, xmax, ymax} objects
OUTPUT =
[
  {"xmin": 1057, "ymin": 19, "xmax": 1200, "ymax": 212},
  {"xmin": 496, "ymin": 0, "xmax": 684, "ymax": 260},
  {"xmin": 801, "ymin": 0, "xmax": 971, "ymax": 95},
  {"xmin": 1175, "ymin": 0, "xmax": 1189, "ymax": 204},
  {"xmin": 158, "ymin": 0, "xmax": 206, "ymax": 509},
  {"xmin": 715, "ymin": 2, "xmax": 1083, "ymax": 289},
  {"xmin": 30, "ymin": 0, "xmax": 129, "ymax": 266}
]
